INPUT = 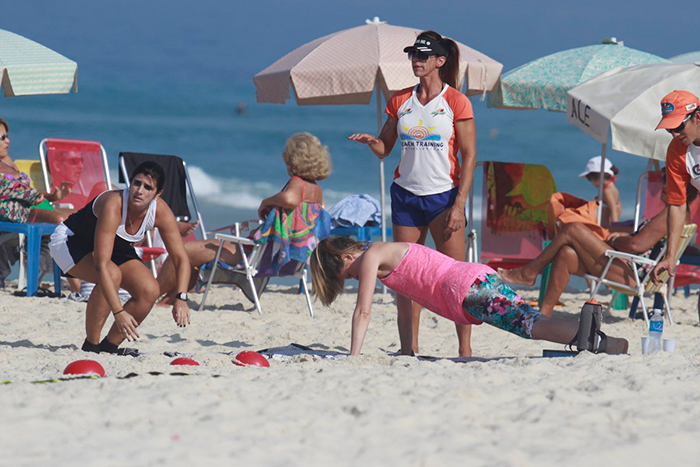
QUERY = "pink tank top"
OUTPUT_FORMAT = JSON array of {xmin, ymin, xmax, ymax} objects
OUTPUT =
[{"xmin": 380, "ymin": 243, "xmax": 496, "ymax": 325}]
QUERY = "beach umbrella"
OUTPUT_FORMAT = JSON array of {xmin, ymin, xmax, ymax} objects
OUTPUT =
[
  {"xmin": 669, "ymin": 52, "xmax": 700, "ymax": 64},
  {"xmin": 566, "ymin": 62, "xmax": 700, "ymax": 223},
  {"xmin": 0, "ymin": 29, "xmax": 78, "ymax": 97},
  {"xmin": 254, "ymin": 17, "xmax": 503, "ymax": 242},
  {"xmin": 488, "ymin": 42, "xmax": 668, "ymax": 112}
]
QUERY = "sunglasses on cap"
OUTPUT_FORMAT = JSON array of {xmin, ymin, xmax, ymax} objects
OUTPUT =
[
  {"xmin": 408, "ymin": 50, "xmax": 436, "ymax": 62},
  {"xmin": 667, "ymin": 110, "xmax": 698, "ymax": 135}
]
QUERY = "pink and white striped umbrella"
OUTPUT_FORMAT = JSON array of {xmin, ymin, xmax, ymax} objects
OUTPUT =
[{"xmin": 254, "ymin": 19, "xmax": 503, "ymax": 105}]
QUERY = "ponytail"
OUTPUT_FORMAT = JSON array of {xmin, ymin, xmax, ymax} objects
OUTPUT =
[{"xmin": 439, "ymin": 38, "xmax": 460, "ymax": 89}]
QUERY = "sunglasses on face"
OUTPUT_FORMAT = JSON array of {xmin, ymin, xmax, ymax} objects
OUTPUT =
[
  {"xmin": 408, "ymin": 51, "xmax": 436, "ymax": 62},
  {"xmin": 0, "ymin": 134, "xmax": 8, "ymax": 142},
  {"xmin": 667, "ymin": 111, "xmax": 697, "ymax": 134}
]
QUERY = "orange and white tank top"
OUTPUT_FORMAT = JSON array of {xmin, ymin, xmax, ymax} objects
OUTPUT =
[{"xmin": 385, "ymin": 85, "xmax": 474, "ymax": 196}]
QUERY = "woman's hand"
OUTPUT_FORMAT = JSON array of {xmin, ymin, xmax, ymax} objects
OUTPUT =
[
  {"xmin": 606, "ymin": 231, "xmax": 627, "ymax": 241},
  {"xmin": 347, "ymin": 133, "xmax": 380, "ymax": 146},
  {"xmin": 47, "ymin": 182, "xmax": 73, "ymax": 202},
  {"xmin": 443, "ymin": 203, "xmax": 466, "ymax": 236},
  {"xmin": 32, "ymin": 192, "xmax": 45, "ymax": 206},
  {"xmin": 257, "ymin": 201, "xmax": 272, "ymax": 220},
  {"xmin": 114, "ymin": 310, "xmax": 140, "ymax": 342},
  {"xmin": 172, "ymin": 300, "xmax": 191, "ymax": 327}
]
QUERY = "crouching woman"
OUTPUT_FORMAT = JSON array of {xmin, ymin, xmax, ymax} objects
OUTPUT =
[{"xmin": 49, "ymin": 161, "xmax": 191, "ymax": 355}]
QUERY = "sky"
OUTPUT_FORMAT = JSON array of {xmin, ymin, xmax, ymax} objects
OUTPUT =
[{"xmin": 3, "ymin": 0, "xmax": 697, "ymax": 84}]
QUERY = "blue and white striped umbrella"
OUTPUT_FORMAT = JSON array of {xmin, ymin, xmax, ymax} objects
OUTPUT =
[
  {"xmin": 488, "ymin": 44, "xmax": 667, "ymax": 112},
  {"xmin": 0, "ymin": 29, "xmax": 77, "ymax": 97}
]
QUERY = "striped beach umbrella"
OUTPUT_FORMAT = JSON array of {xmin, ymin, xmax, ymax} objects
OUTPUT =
[
  {"xmin": 255, "ymin": 18, "xmax": 502, "ymax": 242},
  {"xmin": 0, "ymin": 29, "xmax": 78, "ymax": 97},
  {"xmin": 488, "ymin": 43, "xmax": 668, "ymax": 112}
]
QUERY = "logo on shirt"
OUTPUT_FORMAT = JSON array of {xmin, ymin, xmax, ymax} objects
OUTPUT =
[
  {"xmin": 430, "ymin": 108, "xmax": 446, "ymax": 117},
  {"xmin": 402, "ymin": 119, "xmax": 440, "ymax": 141},
  {"xmin": 398, "ymin": 108, "xmax": 412, "ymax": 118},
  {"xmin": 693, "ymin": 164, "xmax": 700, "ymax": 176}
]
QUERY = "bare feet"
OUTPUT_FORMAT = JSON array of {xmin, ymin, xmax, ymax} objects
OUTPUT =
[
  {"xmin": 497, "ymin": 267, "xmax": 537, "ymax": 286},
  {"xmin": 604, "ymin": 337, "xmax": 629, "ymax": 355}
]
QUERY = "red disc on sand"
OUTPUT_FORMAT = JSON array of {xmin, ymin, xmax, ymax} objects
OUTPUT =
[
  {"xmin": 170, "ymin": 357, "xmax": 200, "ymax": 366},
  {"xmin": 63, "ymin": 360, "xmax": 106, "ymax": 377},
  {"xmin": 233, "ymin": 351, "xmax": 269, "ymax": 367}
]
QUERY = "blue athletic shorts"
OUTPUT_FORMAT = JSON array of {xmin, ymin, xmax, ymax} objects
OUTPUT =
[{"xmin": 391, "ymin": 183, "xmax": 460, "ymax": 227}]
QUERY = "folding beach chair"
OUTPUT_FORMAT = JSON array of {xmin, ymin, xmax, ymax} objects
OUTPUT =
[
  {"xmin": 467, "ymin": 161, "xmax": 556, "ymax": 269},
  {"xmin": 118, "ymin": 152, "xmax": 206, "ymax": 239},
  {"xmin": 39, "ymin": 138, "xmax": 112, "ymax": 211},
  {"xmin": 585, "ymin": 223, "xmax": 697, "ymax": 327},
  {"xmin": 197, "ymin": 220, "xmax": 315, "ymax": 317},
  {"xmin": 0, "ymin": 159, "xmax": 62, "ymax": 296}
]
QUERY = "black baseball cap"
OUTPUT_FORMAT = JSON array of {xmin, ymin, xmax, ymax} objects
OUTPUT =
[{"xmin": 403, "ymin": 35, "xmax": 448, "ymax": 57}]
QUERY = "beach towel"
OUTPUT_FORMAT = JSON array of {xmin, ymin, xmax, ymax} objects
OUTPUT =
[
  {"xmin": 253, "ymin": 202, "xmax": 331, "ymax": 274},
  {"xmin": 328, "ymin": 194, "xmax": 381, "ymax": 229},
  {"xmin": 549, "ymin": 192, "xmax": 609, "ymax": 241}
]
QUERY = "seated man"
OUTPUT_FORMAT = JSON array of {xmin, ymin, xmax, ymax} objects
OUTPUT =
[{"xmin": 500, "ymin": 183, "xmax": 695, "ymax": 316}]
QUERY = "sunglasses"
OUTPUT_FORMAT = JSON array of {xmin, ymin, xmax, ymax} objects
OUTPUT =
[
  {"xmin": 408, "ymin": 50, "xmax": 436, "ymax": 62},
  {"xmin": 667, "ymin": 110, "xmax": 697, "ymax": 134},
  {"xmin": 0, "ymin": 134, "xmax": 8, "ymax": 142}
]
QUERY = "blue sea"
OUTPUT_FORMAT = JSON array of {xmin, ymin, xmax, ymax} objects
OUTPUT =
[
  {"xmin": 1, "ymin": 1, "xmax": 661, "ymax": 288},
  {"xmin": 2, "ymin": 77, "xmax": 650, "ymax": 232}
]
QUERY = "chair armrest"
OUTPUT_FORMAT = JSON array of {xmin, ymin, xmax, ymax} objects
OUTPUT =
[
  {"xmin": 603, "ymin": 249, "xmax": 657, "ymax": 266},
  {"xmin": 214, "ymin": 232, "xmax": 257, "ymax": 246}
]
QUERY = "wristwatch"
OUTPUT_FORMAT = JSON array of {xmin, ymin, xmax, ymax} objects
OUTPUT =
[{"xmin": 176, "ymin": 292, "xmax": 188, "ymax": 302}]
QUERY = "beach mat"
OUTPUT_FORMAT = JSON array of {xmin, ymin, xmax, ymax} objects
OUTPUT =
[{"xmin": 258, "ymin": 343, "xmax": 347, "ymax": 361}]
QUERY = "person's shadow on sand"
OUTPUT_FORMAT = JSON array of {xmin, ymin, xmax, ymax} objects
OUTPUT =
[{"xmin": 0, "ymin": 340, "xmax": 77, "ymax": 352}]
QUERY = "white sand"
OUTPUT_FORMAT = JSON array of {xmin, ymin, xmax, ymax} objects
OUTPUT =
[{"xmin": 2, "ymin": 281, "xmax": 700, "ymax": 466}]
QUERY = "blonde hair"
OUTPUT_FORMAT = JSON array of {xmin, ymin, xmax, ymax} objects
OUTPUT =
[
  {"xmin": 282, "ymin": 132, "xmax": 332, "ymax": 180},
  {"xmin": 310, "ymin": 236, "xmax": 366, "ymax": 306}
]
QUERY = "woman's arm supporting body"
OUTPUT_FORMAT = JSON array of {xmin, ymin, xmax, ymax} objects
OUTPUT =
[
  {"xmin": 444, "ymin": 119, "xmax": 476, "ymax": 236},
  {"xmin": 92, "ymin": 192, "xmax": 140, "ymax": 340},
  {"xmin": 153, "ymin": 198, "xmax": 191, "ymax": 326},
  {"xmin": 349, "ymin": 247, "xmax": 383, "ymax": 356}
]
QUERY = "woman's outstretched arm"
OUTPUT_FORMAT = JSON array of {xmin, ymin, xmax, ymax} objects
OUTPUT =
[{"xmin": 347, "ymin": 116, "xmax": 398, "ymax": 159}]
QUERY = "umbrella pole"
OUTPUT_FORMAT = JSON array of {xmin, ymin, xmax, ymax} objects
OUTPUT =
[
  {"xmin": 597, "ymin": 143, "xmax": 607, "ymax": 224},
  {"xmin": 376, "ymin": 85, "xmax": 387, "ymax": 243},
  {"xmin": 376, "ymin": 85, "xmax": 388, "ymax": 295}
]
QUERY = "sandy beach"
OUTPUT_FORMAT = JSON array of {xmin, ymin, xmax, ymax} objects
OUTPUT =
[{"xmin": 2, "ymin": 280, "xmax": 700, "ymax": 466}]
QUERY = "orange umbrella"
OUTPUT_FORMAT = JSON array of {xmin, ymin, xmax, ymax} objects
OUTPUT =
[{"xmin": 254, "ymin": 18, "xmax": 503, "ymax": 241}]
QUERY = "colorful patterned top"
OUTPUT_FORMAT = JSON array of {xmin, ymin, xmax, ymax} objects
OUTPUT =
[{"xmin": 253, "ymin": 177, "xmax": 330, "ymax": 274}]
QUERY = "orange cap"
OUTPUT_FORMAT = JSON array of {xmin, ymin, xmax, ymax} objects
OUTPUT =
[{"xmin": 656, "ymin": 90, "xmax": 700, "ymax": 130}]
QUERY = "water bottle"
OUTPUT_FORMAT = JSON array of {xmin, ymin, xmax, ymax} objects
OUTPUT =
[{"xmin": 648, "ymin": 309, "xmax": 664, "ymax": 354}]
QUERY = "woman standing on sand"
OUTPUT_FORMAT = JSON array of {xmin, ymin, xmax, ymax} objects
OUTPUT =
[{"xmin": 348, "ymin": 30, "xmax": 477, "ymax": 357}]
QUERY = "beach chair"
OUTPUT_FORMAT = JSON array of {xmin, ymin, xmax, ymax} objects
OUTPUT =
[
  {"xmin": 39, "ymin": 138, "xmax": 112, "ymax": 211},
  {"xmin": 197, "ymin": 220, "xmax": 315, "ymax": 317},
  {"xmin": 585, "ymin": 223, "xmax": 697, "ymax": 327},
  {"xmin": 0, "ymin": 159, "xmax": 62, "ymax": 296},
  {"xmin": 467, "ymin": 161, "xmax": 556, "ymax": 269},
  {"xmin": 118, "ymin": 152, "xmax": 207, "ymax": 239}
]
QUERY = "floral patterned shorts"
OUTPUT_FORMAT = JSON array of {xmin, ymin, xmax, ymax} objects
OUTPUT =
[{"xmin": 462, "ymin": 274, "xmax": 541, "ymax": 339}]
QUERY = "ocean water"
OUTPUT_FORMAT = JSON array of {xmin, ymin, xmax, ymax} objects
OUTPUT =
[
  {"xmin": 1, "ymin": 2, "xmax": 661, "ymax": 290},
  {"xmin": 2, "ymin": 77, "xmax": 651, "ymax": 231}
]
